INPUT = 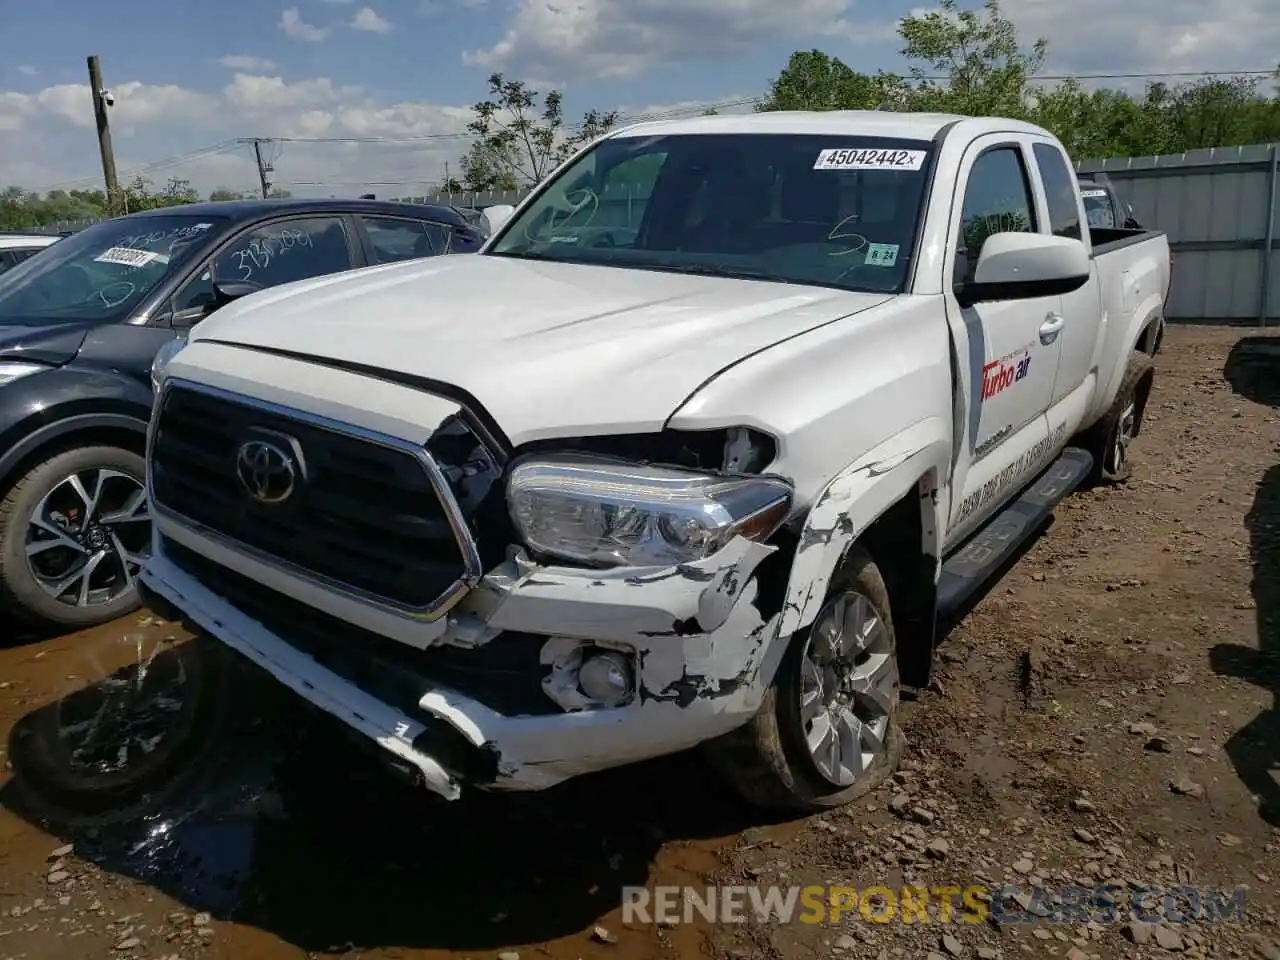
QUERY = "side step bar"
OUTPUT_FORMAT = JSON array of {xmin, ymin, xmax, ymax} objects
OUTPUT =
[{"xmin": 937, "ymin": 446, "xmax": 1094, "ymax": 618}]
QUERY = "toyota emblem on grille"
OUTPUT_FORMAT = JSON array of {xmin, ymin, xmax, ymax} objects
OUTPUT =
[{"xmin": 236, "ymin": 439, "xmax": 297, "ymax": 504}]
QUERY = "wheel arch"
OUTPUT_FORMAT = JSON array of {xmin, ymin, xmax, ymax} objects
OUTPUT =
[
  {"xmin": 761, "ymin": 419, "xmax": 951, "ymax": 693},
  {"xmin": 0, "ymin": 412, "xmax": 149, "ymax": 497}
]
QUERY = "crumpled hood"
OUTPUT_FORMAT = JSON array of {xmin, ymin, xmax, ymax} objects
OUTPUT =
[{"xmin": 191, "ymin": 255, "xmax": 893, "ymax": 446}]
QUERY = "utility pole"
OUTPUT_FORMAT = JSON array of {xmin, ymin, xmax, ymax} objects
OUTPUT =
[
  {"xmin": 252, "ymin": 139, "xmax": 273, "ymax": 198},
  {"xmin": 86, "ymin": 56, "xmax": 120, "ymax": 213}
]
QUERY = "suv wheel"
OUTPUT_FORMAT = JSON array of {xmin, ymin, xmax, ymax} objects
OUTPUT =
[
  {"xmin": 704, "ymin": 544, "xmax": 904, "ymax": 812},
  {"xmin": 0, "ymin": 445, "xmax": 150, "ymax": 631}
]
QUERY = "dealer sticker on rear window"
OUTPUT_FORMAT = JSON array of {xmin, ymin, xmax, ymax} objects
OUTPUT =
[
  {"xmin": 1080, "ymin": 189, "xmax": 1108, "ymax": 198},
  {"xmin": 94, "ymin": 246, "xmax": 160, "ymax": 267},
  {"xmin": 813, "ymin": 148, "xmax": 926, "ymax": 171}
]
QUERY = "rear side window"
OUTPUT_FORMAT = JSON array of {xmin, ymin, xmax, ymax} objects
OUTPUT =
[
  {"xmin": 1033, "ymin": 143, "xmax": 1082, "ymax": 240},
  {"xmin": 362, "ymin": 217, "xmax": 454, "ymax": 264}
]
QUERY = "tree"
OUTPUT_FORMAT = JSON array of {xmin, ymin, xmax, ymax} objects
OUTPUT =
[
  {"xmin": 759, "ymin": 50, "xmax": 906, "ymax": 112},
  {"xmin": 759, "ymin": 1, "xmax": 1280, "ymax": 160},
  {"xmin": 898, "ymin": 0, "xmax": 1045, "ymax": 118},
  {"xmin": 462, "ymin": 72, "xmax": 618, "ymax": 191},
  {"xmin": 209, "ymin": 188, "xmax": 248, "ymax": 202}
]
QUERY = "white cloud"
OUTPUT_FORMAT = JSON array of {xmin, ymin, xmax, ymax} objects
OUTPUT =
[
  {"xmin": 1002, "ymin": 0, "xmax": 1280, "ymax": 79},
  {"xmin": 464, "ymin": 0, "xmax": 853, "ymax": 80},
  {"xmin": 217, "ymin": 55, "xmax": 277, "ymax": 71},
  {"xmin": 350, "ymin": 6, "xmax": 392, "ymax": 32},
  {"xmin": 0, "ymin": 73, "xmax": 478, "ymax": 199},
  {"xmin": 279, "ymin": 7, "xmax": 330, "ymax": 42},
  {"xmin": 467, "ymin": 0, "xmax": 1280, "ymax": 85},
  {"xmin": 17, "ymin": 65, "xmax": 38, "ymax": 77}
]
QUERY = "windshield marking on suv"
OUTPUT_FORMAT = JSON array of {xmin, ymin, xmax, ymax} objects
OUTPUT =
[{"xmin": 228, "ymin": 228, "xmax": 314, "ymax": 282}]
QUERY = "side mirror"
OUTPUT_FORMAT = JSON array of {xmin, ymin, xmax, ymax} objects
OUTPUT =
[
  {"xmin": 958, "ymin": 232, "xmax": 1089, "ymax": 307},
  {"xmin": 213, "ymin": 279, "xmax": 262, "ymax": 304},
  {"xmin": 483, "ymin": 204, "xmax": 516, "ymax": 234}
]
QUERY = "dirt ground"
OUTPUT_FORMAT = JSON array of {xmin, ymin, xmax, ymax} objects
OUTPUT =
[{"xmin": 1, "ymin": 324, "xmax": 1279, "ymax": 960}]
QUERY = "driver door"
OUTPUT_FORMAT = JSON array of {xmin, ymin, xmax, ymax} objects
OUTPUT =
[
  {"xmin": 942, "ymin": 137, "xmax": 1062, "ymax": 548},
  {"xmin": 166, "ymin": 215, "xmax": 359, "ymax": 327}
]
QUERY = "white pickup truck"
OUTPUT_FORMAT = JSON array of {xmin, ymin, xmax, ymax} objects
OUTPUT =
[{"xmin": 137, "ymin": 111, "xmax": 1170, "ymax": 812}]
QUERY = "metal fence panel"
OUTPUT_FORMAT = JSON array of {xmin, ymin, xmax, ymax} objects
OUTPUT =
[{"xmin": 1077, "ymin": 142, "xmax": 1280, "ymax": 323}]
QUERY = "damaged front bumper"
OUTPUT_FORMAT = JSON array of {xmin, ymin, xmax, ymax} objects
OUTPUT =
[{"xmin": 140, "ymin": 528, "xmax": 782, "ymax": 801}]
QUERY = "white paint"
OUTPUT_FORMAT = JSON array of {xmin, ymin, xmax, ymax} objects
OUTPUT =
[
  {"xmin": 0, "ymin": 234, "xmax": 58, "ymax": 253},
  {"xmin": 147, "ymin": 109, "xmax": 1170, "ymax": 798}
]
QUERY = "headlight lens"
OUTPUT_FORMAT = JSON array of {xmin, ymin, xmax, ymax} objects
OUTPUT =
[
  {"xmin": 507, "ymin": 453, "xmax": 793, "ymax": 567},
  {"xmin": 150, "ymin": 337, "xmax": 187, "ymax": 391},
  {"xmin": 0, "ymin": 361, "xmax": 50, "ymax": 387}
]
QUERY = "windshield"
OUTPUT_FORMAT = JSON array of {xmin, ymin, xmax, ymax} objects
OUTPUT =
[
  {"xmin": 487, "ymin": 133, "xmax": 935, "ymax": 294},
  {"xmin": 0, "ymin": 214, "xmax": 226, "ymax": 324}
]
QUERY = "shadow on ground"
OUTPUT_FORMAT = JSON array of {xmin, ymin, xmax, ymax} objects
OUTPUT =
[
  {"xmin": 1211, "ymin": 336, "xmax": 1280, "ymax": 826},
  {"xmin": 1, "ymin": 640, "xmax": 772, "ymax": 954}
]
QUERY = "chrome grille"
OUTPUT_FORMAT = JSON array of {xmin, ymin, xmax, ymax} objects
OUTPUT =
[{"xmin": 149, "ymin": 381, "xmax": 477, "ymax": 612}]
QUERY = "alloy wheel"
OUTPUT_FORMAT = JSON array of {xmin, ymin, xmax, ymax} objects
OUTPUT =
[
  {"xmin": 24, "ymin": 468, "xmax": 150, "ymax": 609},
  {"xmin": 799, "ymin": 589, "xmax": 899, "ymax": 787}
]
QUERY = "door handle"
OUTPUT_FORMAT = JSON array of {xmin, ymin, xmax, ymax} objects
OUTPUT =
[{"xmin": 1039, "ymin": 312, "xmax": 1065, "ymax": 344}]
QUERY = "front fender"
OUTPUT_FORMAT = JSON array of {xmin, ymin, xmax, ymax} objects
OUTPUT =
[
  {"xmin": 776, "ymin": 417, "xmax": 952, "ymax": 642},
  {"xmin": 0, "ymin": 366, "xmax": 151, "ymax": 482}
]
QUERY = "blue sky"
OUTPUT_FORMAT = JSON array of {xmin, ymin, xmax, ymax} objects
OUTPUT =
[{"xmin": 0, "ymin": 0, "xmax": 1272, "ymax": 198}]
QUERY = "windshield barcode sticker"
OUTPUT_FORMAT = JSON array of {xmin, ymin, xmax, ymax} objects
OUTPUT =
[
  {"xmin": 94, "ymin": 246, "xmax": 160, "ymax": 267},
  {"xmin": 1080, "ymin": 189, "xmax": 1108, "ymax": 198},
  {"xmin": 814, "ymin": 148, "xmax": 926, "ymax": 171}
]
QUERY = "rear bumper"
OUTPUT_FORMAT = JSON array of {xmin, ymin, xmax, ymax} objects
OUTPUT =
[{"xmin": 140, "ymin": 532, "xmax": 781, "ymax": 800}]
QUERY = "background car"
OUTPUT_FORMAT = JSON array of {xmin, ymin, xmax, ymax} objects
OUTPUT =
[
  {"xmin": 0, "ymin": 232, "xmax": 61, "ymax": 276},
  {"xmin": 0, "ymin": 197, "xmax": 482, "ymax": 633},
  {"xmin": 1079, "ymin": 177, "xmax": 1142, "ymax": 229}
]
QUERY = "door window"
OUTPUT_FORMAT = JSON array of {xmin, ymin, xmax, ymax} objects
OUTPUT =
[
  {"xmin": 1032, "ymin": 143, "xmax": 1083, "ymax": 240},
  {"xmin": 362, "ymin": 217, "xmax": 453, "ymax": 263},
  {"xmin": 173, "ymin": 216, "xmax": 354, "ymax": 314},
  {"xmin": 957, "ymin": 147, "xmax": 1037, "ymax": 282}
]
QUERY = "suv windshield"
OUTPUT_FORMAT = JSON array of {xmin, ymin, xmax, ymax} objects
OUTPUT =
[
  {"xmin": 0, "ymin": 214, "xmax": 226, "ymax": 324},
  {"xmin": 487, "ymin": 133, "xmax": 935, "ymax": 294}
]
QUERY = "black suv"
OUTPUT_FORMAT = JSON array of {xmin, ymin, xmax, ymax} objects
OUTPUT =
[{"xmin": 0, "ymin": 197, "xmax": 484, "ymax": 631}]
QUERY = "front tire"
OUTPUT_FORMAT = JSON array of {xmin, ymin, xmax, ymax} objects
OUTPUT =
[
  {"xmin": 704, "ymin": 544, "xmax": 904, "ymax": 812},
  {"xmin": 0, "ymin": 444, "xmax": 150, "ymax": 631}
]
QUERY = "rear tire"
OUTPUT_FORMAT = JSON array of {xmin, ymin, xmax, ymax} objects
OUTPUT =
[
  {"xmin": 0, "ymin": 444, "xmax": 150, "ymax": 631},
  {"xmin": 703, "ymin": 544, "xmax": 904, "ymax": 812},
  {"xmin": 1081, "ymin": 352, "xmax": 1154, "ymax": 486}
]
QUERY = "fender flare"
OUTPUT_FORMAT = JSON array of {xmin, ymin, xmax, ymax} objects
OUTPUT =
[
  {"xmin": 754, "ymin": 417, "xmax": 952, "ymax": 693},
  {"xmin": 1093, "ymin": 293, "xmax": 1163, "ymax": 421},
  {"xmin": 0, "ymin": 412, "xmax": 149, "ymax": 485}
]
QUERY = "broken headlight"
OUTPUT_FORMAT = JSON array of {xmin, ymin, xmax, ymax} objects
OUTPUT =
[{"xmin": 506, "ymin": 453, "xmax": 793, "ymax": 568}]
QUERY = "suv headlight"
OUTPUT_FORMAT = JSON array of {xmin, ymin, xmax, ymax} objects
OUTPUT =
[
  {"xmin": 507, "ymin": 453, "xmax": 793, "ymax": 568},
  {"xmin": 150, "ymin": 337, "xmax": 187, "ymax": 391}
]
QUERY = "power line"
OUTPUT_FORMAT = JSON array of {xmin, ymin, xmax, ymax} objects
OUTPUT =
[{"xmin": 36, "ymin": 140, "xmax": 243, "ymax": 192}]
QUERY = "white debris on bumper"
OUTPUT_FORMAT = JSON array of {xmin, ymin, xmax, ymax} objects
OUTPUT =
[{"xmin": 141, "ymin": 534, "xmax": 782, "ymax": 797}]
